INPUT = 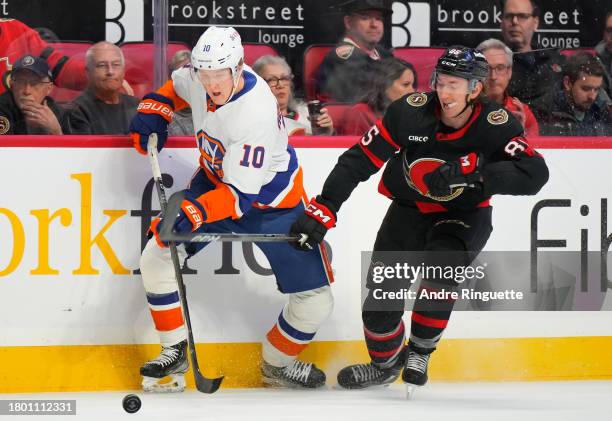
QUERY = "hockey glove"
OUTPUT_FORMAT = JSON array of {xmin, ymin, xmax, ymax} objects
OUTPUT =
[
  {"xmin": 424, "ymin": 153, "xmax": 483, "ymax": 198},
  {"xmin": 130, "ymin": 93, "xmax": 175, "ymax": 155},
  {"xmin": 149, "ymin": 191, "xmax": 208, "ymax": 247},
  {"xmin": 290, "ymin": 196, "xmax": 337, "ymax": 251}
]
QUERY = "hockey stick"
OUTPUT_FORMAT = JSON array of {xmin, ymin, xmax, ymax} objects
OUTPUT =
[
  {"xmin": 147, "ymin": 133, "xmax": 224, "ymax": 394},
  {"xmin": 159, "ymin": 191, "xmax": 304, "ymax": 244}
]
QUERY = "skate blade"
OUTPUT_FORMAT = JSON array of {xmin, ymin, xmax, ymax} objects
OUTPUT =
[
  {"xmin": 142, "ymin": 374, "xmax": 186, "ymax": 393},
  {"xmin": 262, "ymin": 376, "xmax": 324, "ymax": 390},
  {"xmin": 333, "ymin": 382, "xmax": 394, "ymax": 390},
  {"xmin": 404, "ymin": 383, "xmax": 421, "ymax": 400}
]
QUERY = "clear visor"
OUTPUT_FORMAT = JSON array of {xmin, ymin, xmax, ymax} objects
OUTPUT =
[
  {"xmin": 430, "ymin": 71, "xmax": 475, "ymax": 94},
  {"xmin": 195, "ymin": 68, "xmax": 233, "ymax": 86}
]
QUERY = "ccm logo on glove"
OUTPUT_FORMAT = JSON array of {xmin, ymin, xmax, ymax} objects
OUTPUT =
[{"xmin": 305, "ymin": 201, "xmax": 336, "ymax": 229}]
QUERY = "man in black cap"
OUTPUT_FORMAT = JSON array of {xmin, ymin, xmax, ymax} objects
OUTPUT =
[
  {"xmin": 315, "ymin": 0, "xmax": 393, "ymax": 103},
  {"xmin": 0, "ymin": 54, "xmax": 69, "ymax": 134}
]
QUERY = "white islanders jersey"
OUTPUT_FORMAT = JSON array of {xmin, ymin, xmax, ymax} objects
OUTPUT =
[{"xmin": 169, "ymin": 65, "xmax": 303, "ymax": 219}]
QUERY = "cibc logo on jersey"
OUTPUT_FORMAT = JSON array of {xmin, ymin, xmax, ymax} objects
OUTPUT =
[{"xmin": 408, "ymin": 135, "xmax": 429, "ymax": 142}]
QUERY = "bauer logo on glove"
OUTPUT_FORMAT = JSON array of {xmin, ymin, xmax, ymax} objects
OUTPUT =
[{"xmin": 130, "ymin": 92, "xmax": 175, "ymax": 155}]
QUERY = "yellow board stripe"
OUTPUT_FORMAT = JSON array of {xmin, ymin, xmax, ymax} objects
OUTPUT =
[{"xmin": 1, "ymin": 337, "xmax": 612, "ymax": 393}]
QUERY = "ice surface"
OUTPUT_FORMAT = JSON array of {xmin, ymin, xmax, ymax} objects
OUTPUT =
[{"xmin": 3, "ymin": 381, "xmax": 611, "ymax": 421}]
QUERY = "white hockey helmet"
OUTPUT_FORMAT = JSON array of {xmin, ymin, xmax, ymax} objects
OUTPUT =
[{"xmin": 191, "ymin": 26, "xmax": 244, "ymax": 80}]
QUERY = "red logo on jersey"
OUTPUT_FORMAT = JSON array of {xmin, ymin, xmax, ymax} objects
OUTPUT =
[{"xmin": 404, "ymin": 158, "xmax": 464, "ymax": 201}]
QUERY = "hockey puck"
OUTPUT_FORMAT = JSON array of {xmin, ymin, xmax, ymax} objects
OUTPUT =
[{"xmin": 122, "ymin": 394, "xmax": 141, "ymax": 414}]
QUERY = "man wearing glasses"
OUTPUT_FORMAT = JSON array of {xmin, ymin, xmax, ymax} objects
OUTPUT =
[
  {"xmin": 0, "ymin": 54, "xmax": 69, "ymax": 135},
  {"xmin": 315, "ymin": 0, "xmax": 393, "ymax": 103},
  {"xmin": 68, "ymin": 42, "xmax": 139, "ymax": 134},
  {"xmin": 477, "ymin": 38, "xmax": 539, "ymax": 136},
  {"xmin": 595, "ymin": 11, "xmax": 612, "ymax": 97},
  {"xmin": 500, "ymin": 0, "xmax": 564, "ymax": 110}
]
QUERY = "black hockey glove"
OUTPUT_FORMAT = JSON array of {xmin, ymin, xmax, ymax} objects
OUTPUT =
[
  {"xmin": 290, "ymin": 196, "xmax": 337, "ymax": 251},
  {"xmin": 424, "ymin": 153, "xmax": 483, "ymax": 198}
]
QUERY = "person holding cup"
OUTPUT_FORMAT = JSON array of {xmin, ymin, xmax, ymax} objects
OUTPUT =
[{"xmin": 253, "ymin": 55, "xmax": 334, "ymax": 136}]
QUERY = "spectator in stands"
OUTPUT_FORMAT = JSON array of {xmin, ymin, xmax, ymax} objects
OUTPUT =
[
  {"xmin": 341, "ymin": 57, "xmax": 416, "ymax": 135},
  {"xmin": 499, "ymin": 0, "xmax": 564, "ymax": 110},
  {"xmin": 0, "ymin": 54, "xmax": 70, "ymax": 134},
  {"xmin": 477, "ymin": 38, "xmax": 539, "ymax": 136},
  {"xmin": 253, "ymin": 55, "xmax": 334, "ymax": 135},
  {"xmin": 315, "ymin": 0, "xmax": 393, "ymax": 103},
  {"xmin": 167, "ymin": 49, "xmax": 193, "ymax": 136},
  {"xmin": 68, "ymin": 42, "xmax": 139, "ymax": 134},
  {"xmin": 533, "ymin": 52, "xmax": 611, "ymax": 136},
  {"xmin": 0, "ymin": 18, "xmax": 132, "ymax": 96},
  {"xmin": 595, "ymin": 11, "xmax": 612, "ymax": 97}
]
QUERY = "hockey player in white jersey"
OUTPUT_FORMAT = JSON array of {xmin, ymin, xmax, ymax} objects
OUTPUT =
[{"xmin": 129, "ymin": 26, "xmax": 334, "ymax": 392}]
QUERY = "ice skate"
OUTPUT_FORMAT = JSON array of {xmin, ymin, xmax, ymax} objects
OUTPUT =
[
  {"xmin": 141, "ymin": 340, "xmax": 189, "ymax": 393},
  {"xmin": 337, "ymin": 349, "xmax": 405, "ymax": 389},
  {"xmin": 261, "ymin": 360, "xmax": 326, "ymax": 389},
  {"xmin": 402, "ymin": 347, "xmax": 431, "ymax": 399}
]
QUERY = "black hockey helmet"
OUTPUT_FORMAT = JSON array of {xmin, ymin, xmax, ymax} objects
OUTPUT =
[{"xmin": 430, "ymin": 46, "xmax": 489, "ymax": 92}]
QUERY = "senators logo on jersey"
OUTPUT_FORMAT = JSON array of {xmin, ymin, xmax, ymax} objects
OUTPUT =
[
  {"xmin": 406, "ymin": 93, "xmax": 428, "ymax": 107},
  {"xmin": 487, "ymin": 109, "xmax": 509, "ymax": 125},
  {"xmin": 403, "ymin": 157, "xmax": 464, "ymax": 201},
  {"xmin": 0, "ymin": 116, "xmax": 10, "ymax": 134}
]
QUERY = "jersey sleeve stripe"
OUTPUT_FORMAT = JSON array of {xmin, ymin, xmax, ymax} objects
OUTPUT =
[
  {"xmin": 359, "ymin": 142, "xmax": 385, "ymax": 168},
  {"xmin": 376, "ymin": 120, "xmax": 400, "ymax": 150},
  {"xmin": 196, "ymin": 181, "xmax": 241, "ymax": 222},
  {"xmin": 156, "ymin": 80, "xmax": 189, "ymax": 112}
]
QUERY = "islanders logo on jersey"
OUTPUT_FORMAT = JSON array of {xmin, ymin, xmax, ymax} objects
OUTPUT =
[
  {"xmin": 197, "ymin": 130, "xmax": 226, "ymax": 179},
  {"xmin": 403, "ymin": 157, "xmax": 464, "ymax": 201}
]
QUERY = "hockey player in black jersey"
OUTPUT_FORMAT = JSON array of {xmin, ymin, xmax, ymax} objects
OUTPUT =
[{"xmin": 290, "ymin": 46, "xmax": 549, "ymax": 395}]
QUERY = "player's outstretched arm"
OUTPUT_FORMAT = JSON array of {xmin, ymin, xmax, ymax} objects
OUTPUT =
[{"xmin": 291, "ymin": 117, "xmax": 402, "ymax": 251}]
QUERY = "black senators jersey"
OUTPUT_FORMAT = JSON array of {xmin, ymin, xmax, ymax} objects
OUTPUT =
[{"xmin": 321, "ymin": 92, "xmax": 549, "ymax": 213}]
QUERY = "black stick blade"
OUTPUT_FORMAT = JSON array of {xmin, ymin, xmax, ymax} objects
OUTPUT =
[{"xmin": 195, "ymin": 374, "xmax": 224, "ymax": 394}]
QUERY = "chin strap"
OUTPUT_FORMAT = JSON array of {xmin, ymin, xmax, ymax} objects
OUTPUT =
[
  {"xmin": 222, "ymin": 66, "xmax": 244, "ymax": 105},
  {"xmin": 451, "ymin": 97, "xmax": 472, "ymax": 119},
  {"xmin": 451, "ymin": 79, "xmax": 480, "ymax": 118}
]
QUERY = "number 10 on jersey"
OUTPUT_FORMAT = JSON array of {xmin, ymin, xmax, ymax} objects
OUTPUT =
[{"xmin": 239, "ymin": 145, "xmax": 265, "ymax": 168}]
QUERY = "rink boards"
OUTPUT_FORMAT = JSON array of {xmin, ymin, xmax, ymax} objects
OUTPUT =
[{"xmin": 1, "ymin": 136, "xmax": 612, "ymax": 392}]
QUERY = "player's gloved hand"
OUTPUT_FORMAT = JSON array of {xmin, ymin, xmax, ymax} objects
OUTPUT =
[
  {"xmin": 130, "ymin": 92, "xmax": 175, "ymax": 155},
  {"xmin": 424, "ymin": 153, "xmax": 484, "ymax": 197},
  {"xmin": 290, "ymin": 196, "xmax": 337, "ymax": 251},
  {"xmin": 148, "ymin": 191, "xmax": 208, "ymax": 248}
]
